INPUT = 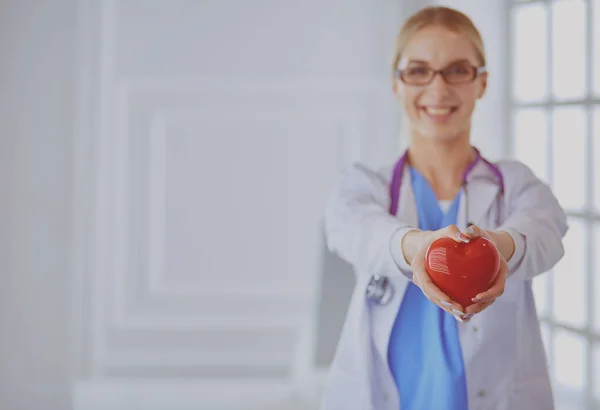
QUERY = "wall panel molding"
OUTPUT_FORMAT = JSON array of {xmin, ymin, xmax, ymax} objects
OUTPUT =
[{"xmin": 72, "ymin": 0, "xmax": 399, "ymax": 406}]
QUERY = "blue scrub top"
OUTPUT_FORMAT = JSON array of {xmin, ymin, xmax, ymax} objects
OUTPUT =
[{"xmin": 387, "ymin": 167, "xmax": 468, "ymax": 410}]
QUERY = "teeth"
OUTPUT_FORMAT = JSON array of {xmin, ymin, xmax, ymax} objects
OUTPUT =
[{"xmin": 425, "ymin": 107, "xmax": 452, "ymax": 115}]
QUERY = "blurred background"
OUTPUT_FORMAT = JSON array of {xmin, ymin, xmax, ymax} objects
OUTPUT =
[{"xmin": 0, "ymin": 0, "xmax": 598, "ymax": 409}]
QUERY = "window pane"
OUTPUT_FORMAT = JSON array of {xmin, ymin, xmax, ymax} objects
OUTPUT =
[
  {"xmin": 552, "ymin": 107, "xmax": 587, "ymax": 211},
  {"xmin": 512, "ymin": 4, "xmax": 548, "ymax": 102},
  {"xmin": 594, "ymin": 0, "xmax": 600, "ymax": 96},
  {"xmin": 594, "ymin": 223, "xmax": 600, "ymax": 333},
  {"xmin": 594, "ymin": 343, "xmax": 600, "ymax": 405},
  {"xmin": 552, "ymin": 0, "xmax": 587, "ymax": 100},
  {"xmin": 594, "ymin": 107, "xmax": 600, "ymax": 213},
  {"xmin": 553, "ymin": 217, "xmax": 587, "ymax": 328},
  {"xmin": 513, "ymin": 108, "xmax": 548, "ymax": 183},
  {"xmin": 552, "ymin": 329, "xmax": 586, "ymax": 396}
]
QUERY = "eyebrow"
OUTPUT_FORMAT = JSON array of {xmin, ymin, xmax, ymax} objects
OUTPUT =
[{"xmin": 405, "ymin": 58, "xmax": 473, "ymax": 65}]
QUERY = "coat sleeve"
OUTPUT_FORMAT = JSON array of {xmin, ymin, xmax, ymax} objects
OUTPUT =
[
  {"xmin": 323, "ymin": 163, "xmax": 415, "ymax": 280},
  {"xmin": 497, "ymin": 161, "xmax": 568, "ymax": 281}
]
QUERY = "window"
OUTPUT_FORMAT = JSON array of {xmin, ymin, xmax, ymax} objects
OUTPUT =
[{"xmin": 509, "ymin": 0, "xmax": 600, "ymax": 408}]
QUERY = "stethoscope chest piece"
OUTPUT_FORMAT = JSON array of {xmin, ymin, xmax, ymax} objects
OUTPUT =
[{"xmin": 366, "ymin": 274, "xmax": 394, "ymax": 305}]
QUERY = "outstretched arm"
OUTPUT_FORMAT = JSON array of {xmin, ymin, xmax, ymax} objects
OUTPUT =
[
  {"xmin": 324, "ymin": 164, "xmax": 415, "ymax": 280},
  {"xmin": 460, "ymin": 162, "xmax": 567, "ymax": 282},
  {"xmin": 324, "ymin": 164, "xmax": 473, "ymax": 319},
  {"xmin": 496, "ymin": 162, "xmax": 568, "ymax": 280}
]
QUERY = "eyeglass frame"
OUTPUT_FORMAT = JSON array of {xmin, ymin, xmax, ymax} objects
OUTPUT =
[{"xmin": 394, "ymin": 63, "xmax": 487, "ymax": 86}]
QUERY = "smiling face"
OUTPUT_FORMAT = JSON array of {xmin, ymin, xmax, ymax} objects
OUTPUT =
[{"xmin": 393, "ymin": 25, "xmax": 487, "ymax": 142}]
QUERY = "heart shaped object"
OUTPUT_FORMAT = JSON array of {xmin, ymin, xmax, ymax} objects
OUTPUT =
[{"xmin": 425, "ymin": 236, "xmax": 500, "ymax": 309}]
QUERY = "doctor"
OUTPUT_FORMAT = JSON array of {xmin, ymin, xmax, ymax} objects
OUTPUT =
[{"xmin": 321, "ymin": 6, "xmax": 568, "ymax": 410}]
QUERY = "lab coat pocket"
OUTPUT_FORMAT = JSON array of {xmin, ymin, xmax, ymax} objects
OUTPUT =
[{"xmin": 508, "ymin": 377, "xmax": 554, "ymax": 410}]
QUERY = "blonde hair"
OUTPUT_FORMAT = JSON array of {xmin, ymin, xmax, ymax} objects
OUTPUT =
[{"xmin": 391, "ymin": 6, "xmax": 486, "ymax": 77}]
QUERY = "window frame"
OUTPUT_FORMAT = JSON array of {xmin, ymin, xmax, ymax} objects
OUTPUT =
[{"xmin": 508, "ymin": 0, "xmax": 599, "ymax": 408}]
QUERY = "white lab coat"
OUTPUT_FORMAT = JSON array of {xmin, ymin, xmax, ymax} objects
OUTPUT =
[{"xmin": 321, "ymin": 158, "xmax": 568, "ymax": 410}]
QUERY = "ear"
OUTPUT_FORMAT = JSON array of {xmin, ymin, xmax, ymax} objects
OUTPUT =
[
  {"xmin": 477, "ymin": 72, "xmax": 488, "ymax": 99},
  {"xmin": 392, "ymin": 79, "xmax": 403, "ymax": 101}
]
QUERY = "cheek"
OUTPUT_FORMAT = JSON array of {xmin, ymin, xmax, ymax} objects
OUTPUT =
[
  {"xmin": 457, "ymin": 90, "xmax": 478, "ymax": 115},
  {"xmin": 399, "ymin": 89, "xmax": 421, "ymax": 117}
]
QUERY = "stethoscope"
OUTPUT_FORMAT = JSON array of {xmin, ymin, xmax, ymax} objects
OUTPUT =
[{"xmin": 366, "ymin": 147, "xmax": 505, "ymax": 304}]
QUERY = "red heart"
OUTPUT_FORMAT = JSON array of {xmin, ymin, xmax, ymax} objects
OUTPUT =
[{"xmin": 425, "ymin": 236, "xmax": 500, "ymax": 309}]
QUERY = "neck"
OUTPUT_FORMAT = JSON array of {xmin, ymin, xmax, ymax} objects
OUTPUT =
[{"xmin": 407, "ymin": 134, "xmax": 475, "ymax": 200}]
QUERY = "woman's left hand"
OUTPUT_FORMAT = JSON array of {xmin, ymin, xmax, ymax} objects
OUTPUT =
[{"xmin": 457, "ymin": 224, "xmax": 508, "ymax": 322}]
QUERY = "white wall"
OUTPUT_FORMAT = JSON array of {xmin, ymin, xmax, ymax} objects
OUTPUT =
[
  {"xmin": 71, "ymin": 1, "xmax": 403, "ymax": 409},
  {"xmin": 0, "ymin": 1, "xmax": 406, "ymax": 408},
  {"xmin": 0, "ymin": 1, "xmax": 509, "ymax": 409},
  {"xmin": 0, "ymin": 1, "xmax": 76, "ymax": 409}
]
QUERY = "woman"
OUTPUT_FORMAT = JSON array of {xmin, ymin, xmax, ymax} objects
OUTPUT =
[{"xmin": 321, "ymin": 6, "xmax": 567, "ymax": 410}]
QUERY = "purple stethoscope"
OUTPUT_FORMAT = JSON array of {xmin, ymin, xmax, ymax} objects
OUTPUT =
[{"xmin": 366, "ymin": 147, "xmax": 505, "ymax": 304}]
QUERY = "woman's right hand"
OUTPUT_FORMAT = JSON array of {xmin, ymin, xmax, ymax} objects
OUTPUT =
[{"xmin": 402, "ymin": 225, "xmax": 472, "ymax": 321}]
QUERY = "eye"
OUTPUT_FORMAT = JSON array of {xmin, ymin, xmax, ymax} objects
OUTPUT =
[
  {"xmin": 446, "ymin": 63, "xmax": 471, "ymax": 75},
  {"xmin": 405, "ymin": 66, "xmax": 430, "ymax": 76}
]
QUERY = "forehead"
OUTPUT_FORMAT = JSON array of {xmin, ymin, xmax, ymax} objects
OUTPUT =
[{"xmin": 399, "ymin": 25, "xmax": 480, "ymax": 68}]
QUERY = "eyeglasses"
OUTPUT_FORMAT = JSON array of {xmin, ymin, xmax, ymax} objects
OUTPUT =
[{"xmin": 395, "ymin": 62, "xmax": 486, "ymax": 86}]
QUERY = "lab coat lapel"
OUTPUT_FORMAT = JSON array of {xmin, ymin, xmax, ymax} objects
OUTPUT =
[
  {"xmin": 457, "ymin": 161, "xmax": 501, "ymax": 230},
  {"xmin": 397, "ymin": 165, "xmax": 419, "ymax": 229},
  {"xmin": 371, "ymin": 166, "xmax": 417, "ymax": 381}
]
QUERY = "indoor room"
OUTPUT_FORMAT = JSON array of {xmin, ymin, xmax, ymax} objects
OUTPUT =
[{"xmin": 0, "ymin": 0, "xmax": 598, "ymax": 409}]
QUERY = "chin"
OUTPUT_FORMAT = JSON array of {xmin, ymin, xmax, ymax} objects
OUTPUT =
[{"xmin": 420, "ymin": 127, "xmax": 463, "ymax": 141}]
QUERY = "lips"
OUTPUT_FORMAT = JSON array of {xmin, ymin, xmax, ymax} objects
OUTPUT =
[
  {"xmin": 421, "ymin": 106, "xmax": 458, "ymax": 121},
  {"xmin": 425, "ymin": 107, "xmax": 452, "ymax": 115}
]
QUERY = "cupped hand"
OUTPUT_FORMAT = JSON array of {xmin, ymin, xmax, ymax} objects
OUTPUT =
[
  {"xmin": 458, "ymin": 224, "xmax": 508, "ymax": 320},
  {"xmin": 410, "ymin": 224, "xmax": 507, "ymax": 322},
  {"xmin": 409, "ymin": 224, "xmax": 472, "ymax": 321}
]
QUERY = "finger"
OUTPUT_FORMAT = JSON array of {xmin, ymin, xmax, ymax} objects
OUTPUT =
[
  {"xmin": 413, "ymin": 270, "xmax": 454, "ymax": 314},
  {"xmin": 473, "ymin": 259, "xmax": 507, "ymax": 303},
  {"xmin": 444, "ymin": 224, "xmax": 470, "ymax": 244},
  {"xmin": 412, "ymin": 267, "xmax": 459, "ymax": 314},
  {"xmin": 412, "ymin": 245, "xmax": 465, "ymax": 314},
  {"xmin": 454, "ymin": 312, "xmax": 474, "ymax": 323},
  {"xmin": 465, "ymin": 299, "xmax": 495, "ymax": 315},
  {"xmin": 412, "ymin": 272, "xmax": 421, "ymax": 288},
  {"xmin": 472, "ymin": 282, "xmax": 504, "ymax": 303},
  {"xmin": 461, "ymin": 312, "xmax": 475, "ymax": 322},
  {"xmin": 436, "ymin": 298, "xmax": 458, "ymax": 315},
  {"xmin": 410, "ymin": 249, "xmax": 425, "ymax": 288},
  {"xmin": 419, "ymin": 273, "xmax": 465, "ymax": 315},
  {"xmin": 461, "ymin": 224, "xmax": 484, "ymax": 240}
]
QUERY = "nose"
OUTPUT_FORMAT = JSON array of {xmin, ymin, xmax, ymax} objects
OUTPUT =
[{"xmin": 426, "ymin": 72, "xmax": 451, "ymax": 97}]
